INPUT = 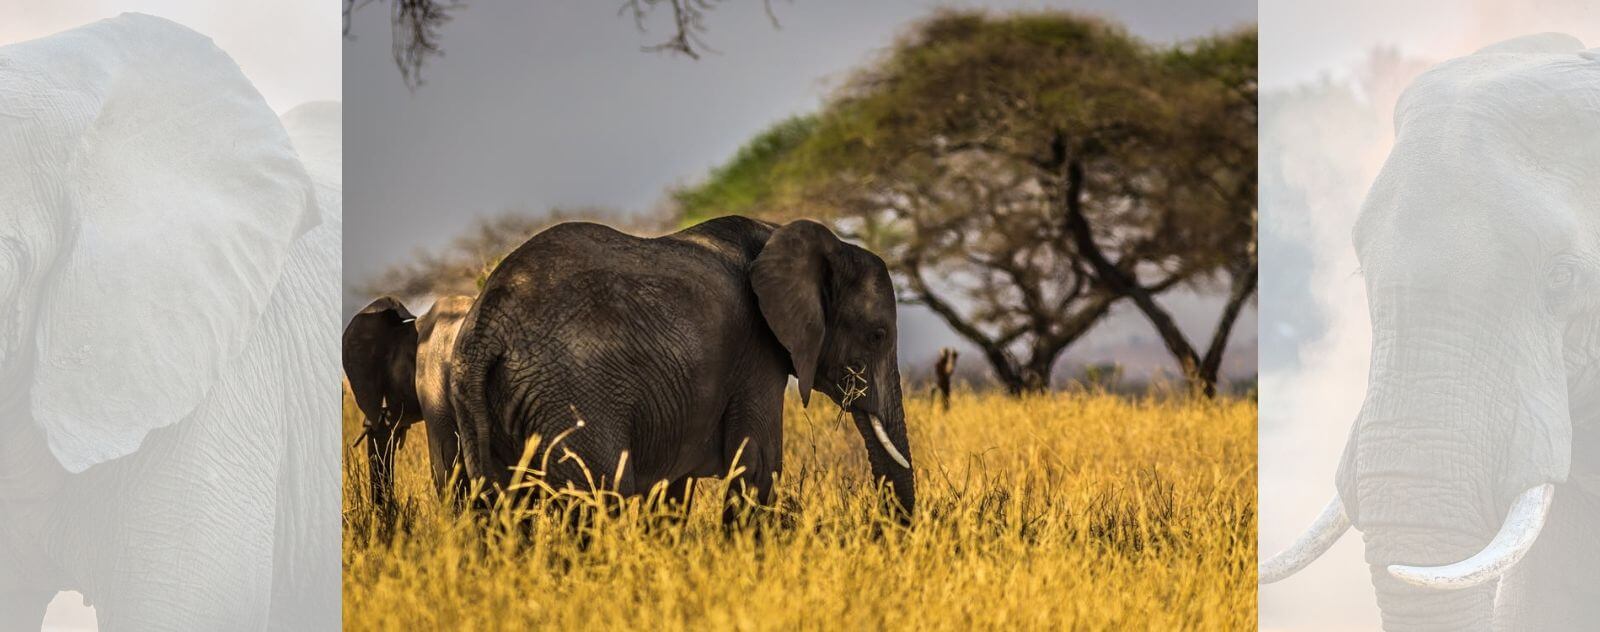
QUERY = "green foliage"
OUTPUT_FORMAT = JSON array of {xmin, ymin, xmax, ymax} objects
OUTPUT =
[{"xmin": 674, "ymin": 115, "xmax": 818, "ymax": 225}]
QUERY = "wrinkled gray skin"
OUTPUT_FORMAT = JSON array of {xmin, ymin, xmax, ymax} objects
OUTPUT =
[
  {"xmin": 343, "ymin": 295, "xmax": 473, "ymax": 511},
  {"xmin": 449, "ymin": 217, "xmax": 915, "ymax": 524},
  {"xmin": 1333, "ymin": 35, "xmax": 1600, "ymax": 631}
]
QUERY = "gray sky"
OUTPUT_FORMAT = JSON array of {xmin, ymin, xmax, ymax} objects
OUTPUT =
[{"xmin": 345, "ymin": 0, "xmax": 1258, "ymax": 380}]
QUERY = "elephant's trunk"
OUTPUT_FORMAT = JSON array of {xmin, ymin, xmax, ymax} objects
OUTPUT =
[
  {"xmin": 1366, "ymin": 563, "xmax": 1495, "ymax": 632},
  {"xmin": 365, "ymin": 421, "xmax": 402, "ymax": 516},
  {"xmin": 1343, "ymin": 354, "xmax": 1506, "ymax": 630},
  {"xmin": 852, "ymin": 371, "xmax": 914, "ymax": 523},
  {"xmin": 1355, "ymin": 442, "xmax": 1497, "ymax": 631},
  {"xmin": 1331, "ymin": 286, "xmax": 1574, "ymax": 629}
]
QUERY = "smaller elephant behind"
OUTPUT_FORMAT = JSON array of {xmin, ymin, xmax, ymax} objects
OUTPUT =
[{"xmin": 342, "ymin": 295, "xmax": 475, "ymax": 511}]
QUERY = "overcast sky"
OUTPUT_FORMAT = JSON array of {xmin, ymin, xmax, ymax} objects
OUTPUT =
[{"xmin": 344, "ymin": 0, "xmax": 1257, "ymax": 380}]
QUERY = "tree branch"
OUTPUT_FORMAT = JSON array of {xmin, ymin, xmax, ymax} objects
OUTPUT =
[
  {"xmin": 1061, "ymin": 158, "xmax": 1205, "ymax": 384},
  {"xmin": 1198, "ymin": 261, "xmax": 1258, "ymax": 386},
  {"xmin": 907, "ymin": 262, "xmax": 1027, "ymax": 391}
]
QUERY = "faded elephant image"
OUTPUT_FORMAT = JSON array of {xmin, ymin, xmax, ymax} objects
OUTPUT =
[
  {"xmin": 0, "ymin": 14, "xmax": 339, "ymax": 630},
  {"xmin": 1261, "ymin": 34, "xmax": 1599, "ymax": 630}
]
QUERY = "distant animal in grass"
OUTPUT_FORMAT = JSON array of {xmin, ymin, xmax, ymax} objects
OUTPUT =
[{"xmin": 933, "ymin": 348, "xmax": 959, "ymax": 411}]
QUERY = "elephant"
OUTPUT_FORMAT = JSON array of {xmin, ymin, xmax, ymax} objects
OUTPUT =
[
  {"xmin": 448, "ymin": 217, "xmax": 916, "ymax": 525},
  {"xmin": 1260, "ymin": 34, "xmax": 1600, "ymax": 631},
  {"xmin": 343, "ymin": 295, "xmax": 474, "ymax": 512},
  {"xmin": 0, "ymin": 15, "xmax": 338, "ymax": 630}
]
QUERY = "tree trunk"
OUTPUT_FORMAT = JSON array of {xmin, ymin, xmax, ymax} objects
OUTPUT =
[{"xmin": 1057, "ymin": 159, "xmax": 1255, "ymax": 398}]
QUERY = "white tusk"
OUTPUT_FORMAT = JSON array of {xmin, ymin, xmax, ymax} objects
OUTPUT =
[
  {"xmin": 1387, "ymin": 484, "xmax": 1554, "ymax": 590},
  {"xmin": 1259, "ymin": 495, "xmax": 1351, "ymax": 584},
  {"xmin": 869, "ymin": 415, "xmax": 911, "ymax": 469}
]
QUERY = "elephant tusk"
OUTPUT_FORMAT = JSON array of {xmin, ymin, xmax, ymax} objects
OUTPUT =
[
  {"xmin": 870, "ymin": 415, "xmax": 911, "ymax": 469},
  {"xmin": 1387, "ymin": 484, "xmax": 1554, "ymax": 590},
  {"xmin": 1259, "ymin": 495, "xmax": 1351, "ymax": 584}
]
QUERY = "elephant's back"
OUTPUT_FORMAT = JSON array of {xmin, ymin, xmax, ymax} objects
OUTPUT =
[
  {"xmin": 487, "ymin": 220, "xmax": 754, "ymax": 331},
  {"xmin": 464, "ymin": 221, "xmax": 758, "ymax": 448}
]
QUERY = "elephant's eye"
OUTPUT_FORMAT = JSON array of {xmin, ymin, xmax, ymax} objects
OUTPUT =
[
  {"xmin": 1543, "ymin": 259, "xmax": 1582, "ymax": 314},
  {"xmin": 1548, "ymin": 263, "xmax": 1575, "ymax": 288},
  {"xmin": 870, "ymin": 327, "xmax": 888, "ymax": 345}
]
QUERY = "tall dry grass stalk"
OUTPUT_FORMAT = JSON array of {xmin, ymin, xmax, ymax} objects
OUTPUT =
[{"xmin": 342, "ymin": 387, "xmax": 1256, "ymax": 629}]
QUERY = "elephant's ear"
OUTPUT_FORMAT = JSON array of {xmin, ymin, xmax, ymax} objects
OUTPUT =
[
  {"xmin": 15, "ymin": 15, "xmax": 318, "ymax": 472},
  {"xmin": 750, "ymin": 220, "xmax": 839, "ymax": 406},
  {"xmin": 342, "ymin": 298, "xmax": 418, "ymax": 423}
]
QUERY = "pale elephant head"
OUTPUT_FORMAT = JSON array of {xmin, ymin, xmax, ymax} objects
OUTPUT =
[
  {"xmin": 0, "ymin": 13, "xmax": 319, "ymax": 472},
  {"xmin": 1261, "ymin": 34, "xmax": 1600, "ymax": 630}
]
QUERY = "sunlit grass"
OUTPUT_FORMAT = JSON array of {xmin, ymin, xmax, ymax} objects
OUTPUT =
[{"xmin": 342, "ymin": 387, "xmax": 1256, "ymax": 630}]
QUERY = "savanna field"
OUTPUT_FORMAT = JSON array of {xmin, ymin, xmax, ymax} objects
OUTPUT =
[{"xmin": 342, "ymin": 389, "xmax": 1256, "ymax": 630}]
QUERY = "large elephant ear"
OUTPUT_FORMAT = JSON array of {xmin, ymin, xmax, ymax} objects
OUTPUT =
[
  {"xmin": 281, "ymin": 101, "xmax": 343, "ymax": 230},
  {"xmin": 6, "ymin": 15, "xmax": 318, "ymax": 472},
  {"xmin": 342, "ymin": 298, "xmax": 418, "ymax": 424},
  {"xmin": 749, "ymin": 220, "xmax": 839, "ymax": 406}
]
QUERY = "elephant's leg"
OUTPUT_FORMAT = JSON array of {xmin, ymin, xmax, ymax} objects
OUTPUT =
[
  {"xmin": 367, "ymin": 422, "xmax": 411, "ymax": 520},
  {"xmin": 423, "ymin": 417, "xmax": 466, "ymax": 508},
  {"xmin": 449, "ymin": 453, "xmax": 472, "ymax": 512},
  {"xmin": 643, "ymin": 476, "xmax": 696, "ymax": 532},
  {"xmin": 721, "ymin": 462, "xmax": 775, "ymax": 529},
  {"xmin": 537, "ymin": 417, "xmax": 635, "ymax": 543},
  {"xmin": 0, "ymin": 588, "xmax": 54, "ymax": 631},
  {"xmin": 666, "ymin": 476, "xmax": 696, "ymax": 514},
  {"xmin": 719, "ymin": 395, "xmax": 782, "ymax": 529}
]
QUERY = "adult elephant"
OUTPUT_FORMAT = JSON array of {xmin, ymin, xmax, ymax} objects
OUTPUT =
[
  {"xmin": 1260, "ymin": 34, "xmax": 1600, "ymax": 631},
  {"xmin": 0, "ymin": 16, "xmax": 338, "ymax": 630},
  {"xmin": 344, "ymin": 295, "xmax": 474, "ymax": 511},
  {"xmin": 449, "ymin": 217, "xmax": 916, "ymax": 524}
]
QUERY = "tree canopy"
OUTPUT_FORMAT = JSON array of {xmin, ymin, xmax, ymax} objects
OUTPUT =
[{"xmin": 676, "ymin": 10, "xmax": 1257, "ymax": 394}]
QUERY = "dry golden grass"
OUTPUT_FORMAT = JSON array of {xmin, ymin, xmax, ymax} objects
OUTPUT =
[{"xmin": 342, "ymin": 388, "xmax": 1256, "ymax": 630}]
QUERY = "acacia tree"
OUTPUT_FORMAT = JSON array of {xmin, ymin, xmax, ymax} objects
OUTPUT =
[
  {"xmin": 1063, "ymin": 27, "xmax": 1258, "ymax": 396},
  {"xmin": 676, "ymin": 11, "xmax": 1257, "ymax": 395}
]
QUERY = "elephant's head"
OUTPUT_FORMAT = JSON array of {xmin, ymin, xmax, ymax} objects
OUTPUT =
[
  {"xmin": 0, "ymin": 14, "xmax": 319, "ymax": 477},
  {"xmin": 342, "ymin": 297, "xmax": 424, "ymax": 510},
  {"xmin": 750, "ymin": 220, "xmax": 915, "ymax": 521},
  {"xmin": 1261, "ymin": 34, "xmax": 1600, "ymax": 630}
]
